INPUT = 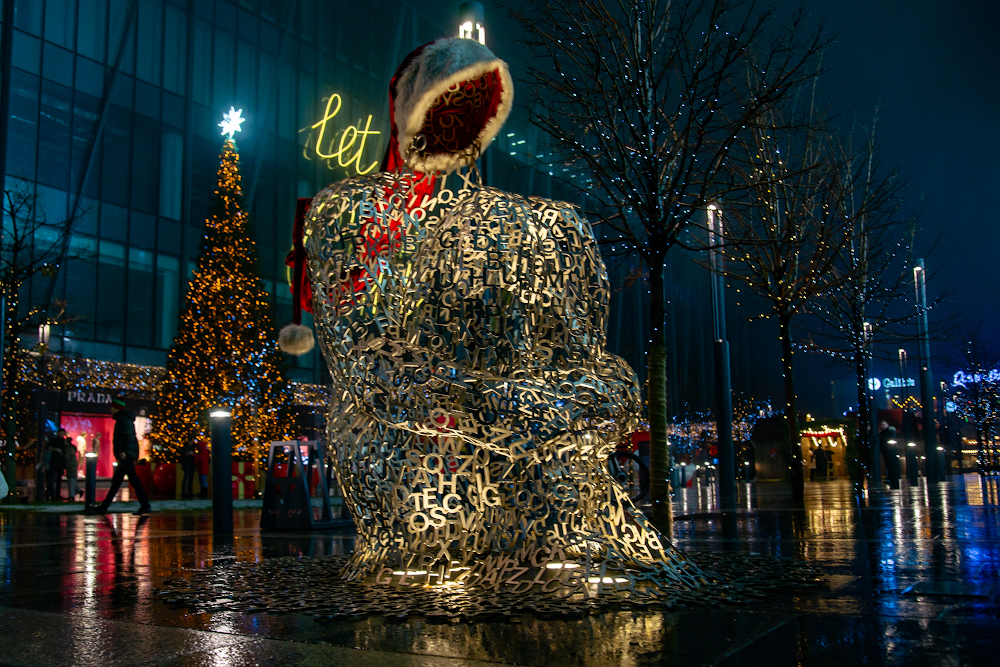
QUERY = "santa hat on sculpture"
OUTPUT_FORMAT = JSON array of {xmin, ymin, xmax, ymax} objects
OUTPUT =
[{"xmin": 278, "ymin": 37, "xmax": 514, "ymax": 355}]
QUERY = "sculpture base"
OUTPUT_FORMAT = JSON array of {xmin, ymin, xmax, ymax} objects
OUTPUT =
[{"xmin": 156, "ymin": 550, "xmax": 824, "ymax": 620}]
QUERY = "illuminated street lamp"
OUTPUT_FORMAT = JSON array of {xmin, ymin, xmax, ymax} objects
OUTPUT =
[
  {"xmin": 33, "ymin": 322, "xmax": 53, "ymax": 500},
  {"xmin": 863, "ymin": 320, "xmax": 879, "ymax": 487},
  {"xmin": 707, "ymin": 203, "xmax": 735, "ymax": 510},
  {"xmin": 913, "ymin": 259, "xmax": 940, "ymax": 482},
  {"xmin": 458, "ymin": 2, "xmax": 486, "ymax": 45}
]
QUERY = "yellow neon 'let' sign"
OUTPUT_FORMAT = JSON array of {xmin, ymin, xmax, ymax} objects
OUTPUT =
[{"xmin": 308, "ymin": 94, "xmax": 380, "ymax": 175}]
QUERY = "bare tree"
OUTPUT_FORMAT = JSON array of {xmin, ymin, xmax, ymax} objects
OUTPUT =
[
  {"xmin": 796, "ymin": 120, "xmax": 931, "ymax": 493},
  {"xmin": 949, "ymin": 323, "xmax": 1000, "ymax": 473},
  {"xmin": 1, "ymin": 181, "xmax": 84, "ymax": 497},
  {"xmin": 509, "ymin": 0, "xmax": 827, "ymax": 524},
  {"xmin": 718, "ymin": 96, "xmax": 856, "ymax": 501}
]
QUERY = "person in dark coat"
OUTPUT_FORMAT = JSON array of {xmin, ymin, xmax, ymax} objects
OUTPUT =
[
  {"xmin": 88, "ymin": 398, "xmax": 151, "ymax": 515},
  {"xmin": 878, "ymin": 420, "xmax": 901, "ymax": 489},
  {"xmin": 46, "ymin": 429, "xmax": 69, "ymax": 500},
  {"xmin": 813, "ymin": 445, "xmax": 829, "ymax": 480}
]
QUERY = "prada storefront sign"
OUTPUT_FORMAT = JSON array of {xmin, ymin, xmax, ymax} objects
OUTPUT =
[
  {"xmin": 66, "ymin": 390, "xmax": 113, "ymax": 406},
  {"xmin": 58, "ymin": 390, "xmax": 155, "ymax": 417}
]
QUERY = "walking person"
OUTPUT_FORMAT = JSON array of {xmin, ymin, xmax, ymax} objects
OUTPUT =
[
  {"xmin": 46, "ymin": 430, "xmax": 68, "ymax": 500},
  {"xmin": 86, "ymin": 398, "xmax": 151, "ymax": 515},
  {"xmin": 64, "ymin": 436, "xmax": 80, "ymax": 501},
  {"xmin": 878, "ymin": 421, "xmax": 901, "ymax": 489},
  {"xmin": 180, "ymin": 439, "xmax": 196, "ymax": 499}
]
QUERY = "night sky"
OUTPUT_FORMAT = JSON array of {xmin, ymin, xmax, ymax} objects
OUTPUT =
[
  {"xmin": 792, "ymin": 0, "xmax": 1000, "ymax": 336},
  {"xmin": 414, "ymin": 1, "xmax": 999, "ymax": 414}
]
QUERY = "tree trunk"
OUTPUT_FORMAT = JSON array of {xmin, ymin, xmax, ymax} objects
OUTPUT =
[
  {"xmin": 778, "ymin": 312, "xmax": 804, "ymax": 502},
  {"xmin": 648, "ymin": 261, "xmax": 671, "ymax": 532},
  {"xmin": 854, "ymin": 349, "xmax": 871, "ymax": 495}
]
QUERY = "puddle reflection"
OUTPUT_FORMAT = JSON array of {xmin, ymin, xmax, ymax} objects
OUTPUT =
[{"xmin": 1, "ymin": 478, "xmax": 998, "ymax": 666}]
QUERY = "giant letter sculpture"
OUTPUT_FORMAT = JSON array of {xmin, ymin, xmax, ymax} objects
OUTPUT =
[{"xmin": 297, "ymin": 38, "xmax": 706, "ymax": 597}]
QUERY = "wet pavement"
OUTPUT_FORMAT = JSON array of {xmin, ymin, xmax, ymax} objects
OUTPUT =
[{"xmin": 1, "ymin": 475, "xmax": 998, "ymax": 666}]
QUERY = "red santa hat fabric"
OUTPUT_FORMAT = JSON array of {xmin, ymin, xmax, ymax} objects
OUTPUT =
[{"xmin": 382, "ymin": 38, "xmax": 513, "ymax": 174}]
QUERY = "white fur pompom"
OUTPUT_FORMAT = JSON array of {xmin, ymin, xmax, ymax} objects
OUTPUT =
[{"xmin": 278, "ymin": 324, "xmax": 315, "ymax": 355}]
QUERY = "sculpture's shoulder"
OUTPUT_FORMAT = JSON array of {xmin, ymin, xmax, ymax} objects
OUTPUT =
[
  {"xmin": 305, "ymin": 174, "xmax": 386, "ymax": 233},
  {"xmin": 525, "ymin": 196, "xmax": 597, "ymax": 242}
]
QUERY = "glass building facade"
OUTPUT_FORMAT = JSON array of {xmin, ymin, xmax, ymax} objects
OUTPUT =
[
  {"xmin": 3, "ymin": 0, "xmax": 593, "ymax": 384},
  {"xmin": 3, "ymin": 0, "xmax": 762, "ymax": 429},
  {"xmin": 4, "ymin": 0, "xmax": 476, "ymax": 384}
]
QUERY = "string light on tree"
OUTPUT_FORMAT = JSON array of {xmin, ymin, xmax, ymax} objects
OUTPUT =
[{"xmin": 150, "ymin": 115, "xmax": 296, "ymax": 476}]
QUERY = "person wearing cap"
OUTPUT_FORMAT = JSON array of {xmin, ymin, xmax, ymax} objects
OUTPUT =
[{"xmin": 87, "ymin": 398, "xmax": 151, "ymax": 515}]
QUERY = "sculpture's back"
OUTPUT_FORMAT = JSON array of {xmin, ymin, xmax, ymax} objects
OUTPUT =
[{"xmin": 291, "ymin": 38, "xmax": 706, "ymax": 595}]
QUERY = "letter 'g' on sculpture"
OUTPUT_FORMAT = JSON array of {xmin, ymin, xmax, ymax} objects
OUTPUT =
[{"xmin": 299, "ymin": 38, "xmax": 706, "ymax": 595}]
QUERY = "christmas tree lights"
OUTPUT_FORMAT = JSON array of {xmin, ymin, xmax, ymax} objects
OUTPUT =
[{"xmin": 150, "ymin": 137, "xmax": 296, "ymax": 471}]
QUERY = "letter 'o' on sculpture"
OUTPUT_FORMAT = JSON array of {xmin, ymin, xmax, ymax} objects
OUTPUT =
[{"xmin": 298, "ymin": 38, "xmax": 708, "ymax": 596}]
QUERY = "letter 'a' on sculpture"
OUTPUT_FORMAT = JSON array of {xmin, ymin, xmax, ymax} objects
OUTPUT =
[{"xmin": 297, "ymin": 38, "xmax": 708, "ymax": 596}]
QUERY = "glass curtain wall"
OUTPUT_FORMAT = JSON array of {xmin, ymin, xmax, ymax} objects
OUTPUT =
[{"xmin": 3, "ymin": 0, "xmax": 447, "ymax": 384}]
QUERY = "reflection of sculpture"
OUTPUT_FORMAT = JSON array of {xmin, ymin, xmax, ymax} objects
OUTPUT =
[{"xmin": 300, "ymin": 39, "xmax": 706, "ymax": 595}]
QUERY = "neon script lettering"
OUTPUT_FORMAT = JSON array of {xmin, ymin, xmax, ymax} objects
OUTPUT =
[{"xmin": 308, "ymin": 94, "xmax": 380, "ymax": 175}]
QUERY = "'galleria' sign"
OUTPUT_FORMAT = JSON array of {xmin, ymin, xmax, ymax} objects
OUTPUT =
[
  {"xmin": 867, "ymin": 377, "xmax": 916, "ymax": 391},
  {"xmin": 303, "ymin": 94, "xmax": 381, "ymax": 175}
]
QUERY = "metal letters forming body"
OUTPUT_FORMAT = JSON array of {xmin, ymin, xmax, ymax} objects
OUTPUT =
[{"xmin": 299, "ymin": 38, "xmax": 707, "ymax": 597}]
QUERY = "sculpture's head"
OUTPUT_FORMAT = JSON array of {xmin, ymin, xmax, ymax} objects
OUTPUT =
[{"xmin": 381, "ymin": 37, "xmax": 514, "ymax": 174}]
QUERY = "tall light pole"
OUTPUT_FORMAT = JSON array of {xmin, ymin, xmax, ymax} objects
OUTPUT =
[
  {"xmin": 864, "ymin": 320, "xmax": 879, "ymax": 488},
  {"xmin": 708, "ymin": 205, "xmax": 736, "ymax": 510},
  {"xmin": 914, "ymin": 259, "xmax": 939, "ymax": 483},
  {"xmin": 899, "ymin": 347, "xmax": 919, "ymax": 486},
  {"xmin": 458, "ymin": 3, "xmax": 489, "ymax": 186},
  {"xmin": 458, "ymin": 2, "xmax": 486, "ymax": 44},
  {"xmin": 34, "ymin": 323, "xmax": 51, "ymax": 500}
]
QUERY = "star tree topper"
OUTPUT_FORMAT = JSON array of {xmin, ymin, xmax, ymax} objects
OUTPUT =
[{"xmin": 219, "ymin": 107, "xmax": 245, "ymax": 140}]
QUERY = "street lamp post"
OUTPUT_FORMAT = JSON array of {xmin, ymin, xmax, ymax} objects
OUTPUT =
[
  {"xmin": 34, "ymin": 323, "xmax": 51, "ymax": 501},
  {"xmin": 914, "ymin": 259, "xmax": 939, "ymax": 484},
  {"xmin": 458, "ymin": 2, "xmax": 486, "ymax": 44},
  {"xmin": 864, "ymin": 321, "xmax": 879, "ymax": 488},
  {"xmin": 708, "ymin": 205, "xmax": 736, "ymax": 511},
  {"xmin": 458, "ymin": 3, "xmax": 489, "ymax": 186},
  {"xmin": 209, "ymin": 408, "xmax": 233, "ymax": 534},
  {"xmin": 898, "ymin": 348, "xmax": 919, "ymax": 486}
]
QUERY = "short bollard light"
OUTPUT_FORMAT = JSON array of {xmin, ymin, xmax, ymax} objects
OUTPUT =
[
  {"xmin": 84, "ymin": 452, "xmax": 98, "ymax": 508},
  {"xmin": 209, "ymin": 408, "xmax": 233, "ymax": 535}
]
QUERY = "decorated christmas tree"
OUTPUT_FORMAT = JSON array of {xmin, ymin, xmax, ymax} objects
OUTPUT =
[{"xmin": 150, "ymin": 109, "xmax": 296, "ymax": 472}]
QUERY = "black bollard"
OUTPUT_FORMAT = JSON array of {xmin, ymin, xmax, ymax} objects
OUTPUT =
[
  {"xmin": 84, "ymin": 452, "xmax": 97, "ymax": 507},
  {"xmin": 209, "ymin": 409, "xmax": 233, "ymax": 534}
]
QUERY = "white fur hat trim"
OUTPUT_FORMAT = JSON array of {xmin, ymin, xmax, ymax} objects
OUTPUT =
[{"xmin": 394, "ymin": 39, "xmax": 513, "ymax": 174}]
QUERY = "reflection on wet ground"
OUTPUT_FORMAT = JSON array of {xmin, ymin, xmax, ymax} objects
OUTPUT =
[{"xmin": 2, "ymin": 475, "xmax": 999, "ymax": 666}]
